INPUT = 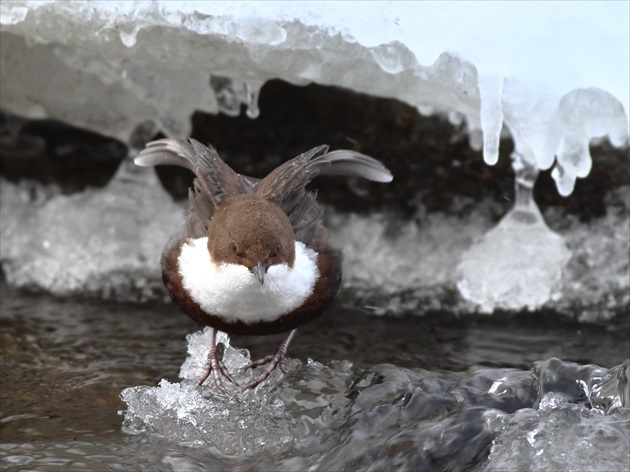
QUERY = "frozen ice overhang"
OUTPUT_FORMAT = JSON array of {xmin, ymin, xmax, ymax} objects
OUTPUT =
[
  {"xmin": 0, "ymin": 1, "xmax": 628, "ymax": 316},
  {"xmin": 1, "ymin": 1, "xmax": 628, "ymax": 193}
]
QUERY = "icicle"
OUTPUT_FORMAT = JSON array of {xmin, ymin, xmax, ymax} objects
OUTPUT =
[
  {"xmin": 511, "ymin": 151, "xmax": 539, "ymax": 215},
  {"xmin": 550, "ymin": 88, "xmax": 629, "ymax": 196},
  {"xmin": 209, "ymin": 76, "xmax": 262, "ymax": 118},
  {"xmin": 417, "ymin": 105, "xmax": 434, "ymax": 117},
  {"xmin": 478, "ymin": 74, "xmax": 504, "ymax": 166}
]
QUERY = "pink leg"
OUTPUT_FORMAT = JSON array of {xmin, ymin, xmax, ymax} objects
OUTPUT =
[
  {"xmin": 241, "ymin": 329, "xmax": 297, "ymax": 392},
  {"xmin": 196, "ymin": 329, "xmax": 239, "ymax": 396}
]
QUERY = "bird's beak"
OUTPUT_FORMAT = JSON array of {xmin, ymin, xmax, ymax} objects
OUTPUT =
[{"xmin": 252, "ymin": 261, "xmax": 265, "ymax": 285}]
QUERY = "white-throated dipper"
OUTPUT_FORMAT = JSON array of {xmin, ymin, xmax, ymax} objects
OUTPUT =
[{"xmin": 135, "ymin": 138, "xmax": 392, "ymax": 394}]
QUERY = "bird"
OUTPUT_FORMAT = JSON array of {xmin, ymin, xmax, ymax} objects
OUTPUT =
[{"xmin": 135, "ymin": 138, "xmax": 392, "ymax": 395}]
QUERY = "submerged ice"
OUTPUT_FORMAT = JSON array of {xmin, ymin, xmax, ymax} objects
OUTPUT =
[{"xmin": 120, "ymin": 328, "xmax": 630, "ymax": 471}]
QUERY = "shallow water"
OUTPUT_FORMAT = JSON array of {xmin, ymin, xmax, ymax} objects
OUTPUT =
[{"xmin": 1, "ymin": 284, "xmax": 628, "ymax": 471}]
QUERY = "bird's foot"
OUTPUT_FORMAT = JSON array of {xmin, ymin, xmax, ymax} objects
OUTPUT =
[
  {"xmin": 196, "ymin": 342, "xmax": 239, "ymax": 396},
  {"xmin": 241, "ymin": 346, "xmax": 290, "ymax": 392},
  {"xmin": 240, "ymin": 329, "xmax": 298, "ymax": 392}
]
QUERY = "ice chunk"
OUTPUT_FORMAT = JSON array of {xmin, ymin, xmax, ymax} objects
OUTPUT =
[
  {"xmin": 0, "ymin": 158, "xmax": 183, "ymax": 301},
  {"xmin": 120, "ymin": 337, "xmax": 630, "ymax": 471},
  {"xmin": 120, "ymin": 327, "xmax": 355, "ymax": 455},
  {"xmin": 483, "ymin": 359, "xmax": 630, "ymax": 472},
  {"xmin": 178, "ymin": 328, "xmax": 251, "ymax": 383},
  {"xmin": 457, "ymin": 206, "xmax": 571, "ymax": 312},
  {"xmin": 457, "ymin": 153, "xmax": 571, "ymax": 312}
]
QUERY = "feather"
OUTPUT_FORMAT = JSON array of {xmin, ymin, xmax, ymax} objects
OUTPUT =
[
  {"xmin": 136, "ymin": 138, "xmax": 255, "ymax": 237},
  {"xmin": 137, "ymin": 139, "xmax": 392, "ymax": 242}
]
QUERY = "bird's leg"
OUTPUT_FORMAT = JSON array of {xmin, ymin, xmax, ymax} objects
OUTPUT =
[
  {"xmin": 241, "ymin": 329, "xmax": 297, "ymax": 391},
  {"xmin": 196, "ymin": 329, "xmax": 239, "ymax": 396}
]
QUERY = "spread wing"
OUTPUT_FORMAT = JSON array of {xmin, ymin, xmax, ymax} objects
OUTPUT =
[
  {"xmin": 135, "ymin": 138, "xmax": 255, "ymax": 237},
  {"xmin": 254, "ymin": 145, "xmax": 393, "ymax": 242},
  {"xmin": 136, "ymin": 139, "xmax": 392, "ymax": 241}
]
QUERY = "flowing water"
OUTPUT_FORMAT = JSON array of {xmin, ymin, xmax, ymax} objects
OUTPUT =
[{"xmin": 1, "ymin": 283, "xmax": 628, "ymax": 471}]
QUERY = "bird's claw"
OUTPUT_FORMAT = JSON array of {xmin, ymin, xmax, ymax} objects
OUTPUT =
[
  {"xmin": 196, "ymin": 341, "xmax": 239, "ymax": 396},
  {"xmin": 197, "ymin": 329, "xmax": 297, "ymax": 395},
  {"xmin": 240, "ymin": 347, "xmax": 290, "ymax": 392}
]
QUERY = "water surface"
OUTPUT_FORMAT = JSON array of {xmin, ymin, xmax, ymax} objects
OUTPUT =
[{"xmin": 1, "ymin": 284, "xmax": 628, "ymax": 470}]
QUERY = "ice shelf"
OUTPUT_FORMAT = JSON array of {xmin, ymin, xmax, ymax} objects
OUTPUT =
[
  {"xmin": 1, "ymin": 1, "xmax": 627, "ymax": 190},
  {"xmin": 0, "ymin": 1, "xmax": 628, "ymax": 314}
]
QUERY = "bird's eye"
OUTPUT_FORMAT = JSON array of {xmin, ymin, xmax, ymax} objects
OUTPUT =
[
  {"xmin": 231, "ymin": 241, "xmax": 245, "ymax": 258},
  {"xmin": 270, "ymin": 244, "xmax": 281, "ymax": 259}
]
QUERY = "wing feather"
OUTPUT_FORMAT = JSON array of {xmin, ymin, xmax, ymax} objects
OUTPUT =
[
  {"xmin": 136, "ymin": 138, "xmax": 254, "ymax": 237},
  {"xmin": 255, "ymin": 146, "xmax": 392, "ymax": 242},
  {"xmin": 137, "ymin": 139, "xmax": 392, "ymax": 242}
]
